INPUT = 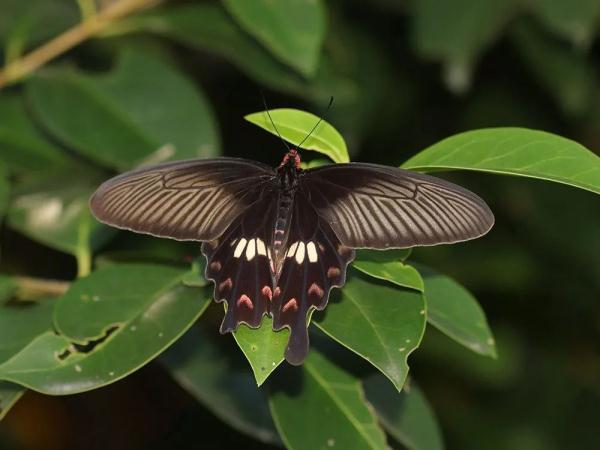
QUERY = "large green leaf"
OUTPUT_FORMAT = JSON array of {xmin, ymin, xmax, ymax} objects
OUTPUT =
[
  {"xmin": 364, "ymin": 374, "xmax": 443, "ymax": 450},
  {"xmin": 402, "ymin": 128, "xmax": 600, "ymax": 195},
  {"xmin": 269, "ymin": 346, "xmax": 389, "ymax": 450},
  {"xmin": 223, "ymin": 0, "xmax": 326, "ymax": 77},
  {"xmin": 316, "ymin": 271, "xmax": 426, "ymax": 391},
  {"xmin": 232, "ymin": 314, "xmax": 288, "ymax": 386},
  {"xmin": 0, "ymin": 299, "xmax": 55, "ymax": 363},
  {"xmin": 0, "ymin": 381, "xmax": 25, "ymax": 421},
  {"xmin": 418, "ymin": 265, "xmax": 496, "ymax": 358},
  {"xmin": 353, "ymin": 249, "xmax": 423, "ymax": 291},
  {"xmin": 0, "ymin": 264, "xmax": 211, "ymax": 394},
  {"xmin": 411, "ymin": 0, "xmax": 516, "ymax": 92},
  {"xmin": 245, "ymin": 108, "xmax": 349, "ymax": 163},
  {"xmin": 6, "ymin": 167, "xmax": 113, "ymax": 271},
  {"xmin": 26, "ymin": 49, "xmax": 220, "ymax": 171},
  {"xmin": 161, "ymin": 324, "xmax": 281, "ymax": 445},
  {"xmin": 0, "ymin": 94, "xmax": 69, "ymax": 173},
  {"xmin": 126, "ymin": 4, "xmax": 308, "ymax": 95}
]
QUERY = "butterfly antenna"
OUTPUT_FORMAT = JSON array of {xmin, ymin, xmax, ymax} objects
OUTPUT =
[
  {"xmin": 260, "ymin": 90, "xmax": 291, "ymax": 152},
  {"xmin": 296, "ymin": 96, "xmax": 334, "ymax": 150}
]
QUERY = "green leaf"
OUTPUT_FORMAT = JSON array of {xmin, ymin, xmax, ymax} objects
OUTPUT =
[
  {"xmin": 402, "ymin": 128, "xmax": 600, "ymax": 195},
  {"xmin": 125, "ymin": 4, "xmax": 308, "ymax": 95},
  {"xmin": 245, "ymin": 108, "xmax": 349, "ymax": 163},
  {"xmin": 364, "ymin": 374, "xmax": 443, "ymax": 450},
  {"xmin": 26, "ymin": 48, "xmax": 220, "ymax": 171},
  {"xmin": 0, "ymin": 0, "xmax": 78, "ymax": 56},
  {"xmin": 0, "ymin": 276, "xmax": 16, "ymax": 304},
  {"xmin": 0, "ymin": 381, "xmax": 25, "ymax": 421},
  {"xmin": 232, "ymin": 314, "xmax": 288, "ymax": 386},
  {"xmin": 531, "ymin": 0, "xmax": 600, "ymax": 46},
  {"xmin": 0, "ymin": 264, "xmax": 211, "ymax": 394},
  {"xmin": 223, "ymin": 0, "xmax": 326, "ymax": 77},
  {"xmin": 0, "ymin": 299, "xmax": 55, "ymax": 363},
  {"xmin": 161, "ymin": 324, "xmax": 281, "ymax": 445},
  {"xmin": 6, "ymin": 168, "xmax": 113, "ymax": 265},
  {"xmin": 316, "ymin": 270, "xmax": 426, "ymax": 391},
  {"xmin": 269, "ymin": 346, "xmax": 389, "ymax": 450},
  {"xmin": 0, "ymin": 94, "xmax": 68, "ymax": 173},
  {"xmin": 418, "ymin": 264, "xmax": 495, "ymax": 358},
  {"xmin": 0, "ymin": 166, "xmax": 8, "ymax": 217},
  {"xmin": 353, "ymin": 249, "xmax": 423, "ymax": 291},
  {"xmin": 411, "ymin": 0, "xmax": 516, "ymax": 92}
]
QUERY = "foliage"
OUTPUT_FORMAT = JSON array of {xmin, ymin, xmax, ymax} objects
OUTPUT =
[{"xmin": 0, "ymin": 1, "xmax": 599, "ymax": 450}]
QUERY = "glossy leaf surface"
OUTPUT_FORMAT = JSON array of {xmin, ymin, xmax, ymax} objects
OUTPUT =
[
  {"xmin": 245, "ymin": 108, "xmax": 349, "ymax": 163},
  {"xmin": 316, "ymin": 271, "xmax": 426, "ymax": 391},
  {"xmin": 269, "ymin": 346, "xmax": 389, "ymax": 450},
  {"xmin": 402, "ymin": 128, "xmax": 600, "ymax": 195},
  {"xmin": 418, "ymin": 265, "xmax": 496, "ymax": 357},
  {"xmin": 232, "ymin": 314, "xmax": 288, "ymax": 386},
  {"xmin": 0, "ymin": 94, "xmax": 68, "ymax": 173},
  {"xmin": 364, "ymin": 374, "xmax": 443, "ymax": 450},
  {"xmin": 26, "ymin": 49, "xmax": 220, "ymax": 170},
  {"xmin": 0, "ymin": 265, "xmax": 211, "ymax": 394},
  {"xmin": 353, "ymin": 249, "xmax": 423, "ymax": 291},
  {"xmin": 223, "ymin": 0, "xmax": 326, "ymax": 77}
]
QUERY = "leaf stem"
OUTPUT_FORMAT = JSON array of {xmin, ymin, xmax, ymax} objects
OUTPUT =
[
  {"xmin": 0, "ymin": 0, "xmax": 160, "ymax": 89},
  {"xmin": 76, "ymin": 248, "xmax": 92, "ymax": 278}
]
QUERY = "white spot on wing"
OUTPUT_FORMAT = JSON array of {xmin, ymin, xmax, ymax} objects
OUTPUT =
[
  {"xmin": 245, "ymin": 238, "xmax": 256, "ymax": 260},
  {"xmin": 307, "ymin": 242, "xmax": 318, "ymax": 263},
  {"xmin": 295, "ymin": 242, "xmax": 305, "ymax": 264},
  {"xmin": 256, "ymin": 238, "xmax": 267, "ymax": 256},
  {"xmin": 234, "ymin": 238, "xmax": 247, "ymax": 258},
  {"xmin": 287, "ymin": 242, "xmax": 299, "ymax": 258}
]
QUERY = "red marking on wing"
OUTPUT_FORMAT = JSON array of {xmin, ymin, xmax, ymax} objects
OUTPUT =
[
  {"xmin": 327, "ymin": 267, "xmax": 341, "ymax": 278},
  {"xmin": 261, "ymin": 285, "xmax": 273, "ymax": 301},
  {"xmin": 237, "ymin": 294, "xmax": 254, "ymax": 310},
  {"xmin": 308, "ymin": 282, "xmax": 324, "ymax": 298},
  {"xmin": 210, "ymin": 261, "xmax": 222, "ymax": 271},
  {"xmin": 273, "ymin": 287, "xmax": 281, "ymax": 298},
  {"xmin": 282, "ymin": 298, "xmax": 298, "ymax": 313},
  {"xmin": 219, "ymin": 278, "xmax": 233, "ymax": 291}
]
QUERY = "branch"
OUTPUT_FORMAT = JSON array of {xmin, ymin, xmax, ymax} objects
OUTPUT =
[
  {"xmin": 0, "ymin": 0, "xmax": 160, "ymax": 89},
  {"xmin": 13, "ymin": 276, "xmax": 70, "ymax": 300}
]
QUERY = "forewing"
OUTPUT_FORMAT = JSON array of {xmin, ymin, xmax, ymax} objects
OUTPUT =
[
  {"xmin": 271, "ymin": 194, "xmax": 355, "ymax": 365},
  {"xmin": 203, "ymin": 192, "xmax": 277, "ymax": 332},
  {"xmin": 90, "ymin": 157, "xmax": 274, "ymax": 241},
  {"xmin": 303, "ymin": 163, "xmax": 494, "ymax": 249}
]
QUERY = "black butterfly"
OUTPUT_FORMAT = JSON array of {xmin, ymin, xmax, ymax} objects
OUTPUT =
[{"xmin": 90, "ymin": 148, "xmax": 493, "ymax": 365}]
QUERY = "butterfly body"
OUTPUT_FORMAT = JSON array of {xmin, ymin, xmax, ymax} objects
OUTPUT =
[{"xmin": 90, "ymin": 149, "xmax": 494, "ymax": 365}]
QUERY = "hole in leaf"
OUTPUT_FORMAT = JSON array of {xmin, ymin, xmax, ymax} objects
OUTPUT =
[{"xmin": 55, "ymin": 325, "xmax": 121, "ymax": 362}]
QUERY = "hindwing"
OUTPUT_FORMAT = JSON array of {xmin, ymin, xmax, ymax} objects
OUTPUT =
[
  {"xmin": 202, "ymin": 192, "xmax": 277, "ymax": 332},
  {"xmin": 271, "ymin": 192, "xmax": 355, "ymax": 365}
]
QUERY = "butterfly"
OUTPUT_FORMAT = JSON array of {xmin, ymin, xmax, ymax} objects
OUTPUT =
[{"xmin": 90, "ymin": 138, "xmax": 493, "ymax": 365}]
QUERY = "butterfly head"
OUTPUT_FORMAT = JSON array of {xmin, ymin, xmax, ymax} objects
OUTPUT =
[{"xmin": 280, "ymin": 149, "xmax": 301, "ymax": 169}]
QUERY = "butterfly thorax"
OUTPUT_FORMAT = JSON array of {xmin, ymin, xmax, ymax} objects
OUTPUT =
[{"xmin": 271, "ymin": 150, "xmax": 303, "ymax": 275}]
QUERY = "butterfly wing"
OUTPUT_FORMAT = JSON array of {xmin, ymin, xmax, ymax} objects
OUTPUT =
[
  {"xmin": 90, "ymin": 157, "xmax": 274, "ymax": 241},
  {"xmin": 302, "ymin": 163, "xmax": 494, "ymax": 249},
  {"xmin": 271, "ymin": 192, "xmax": 355, "ymax": 365},
  {"xmin": 202, "ymin": 191, "xmax": 277, "ymax": 332}
]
